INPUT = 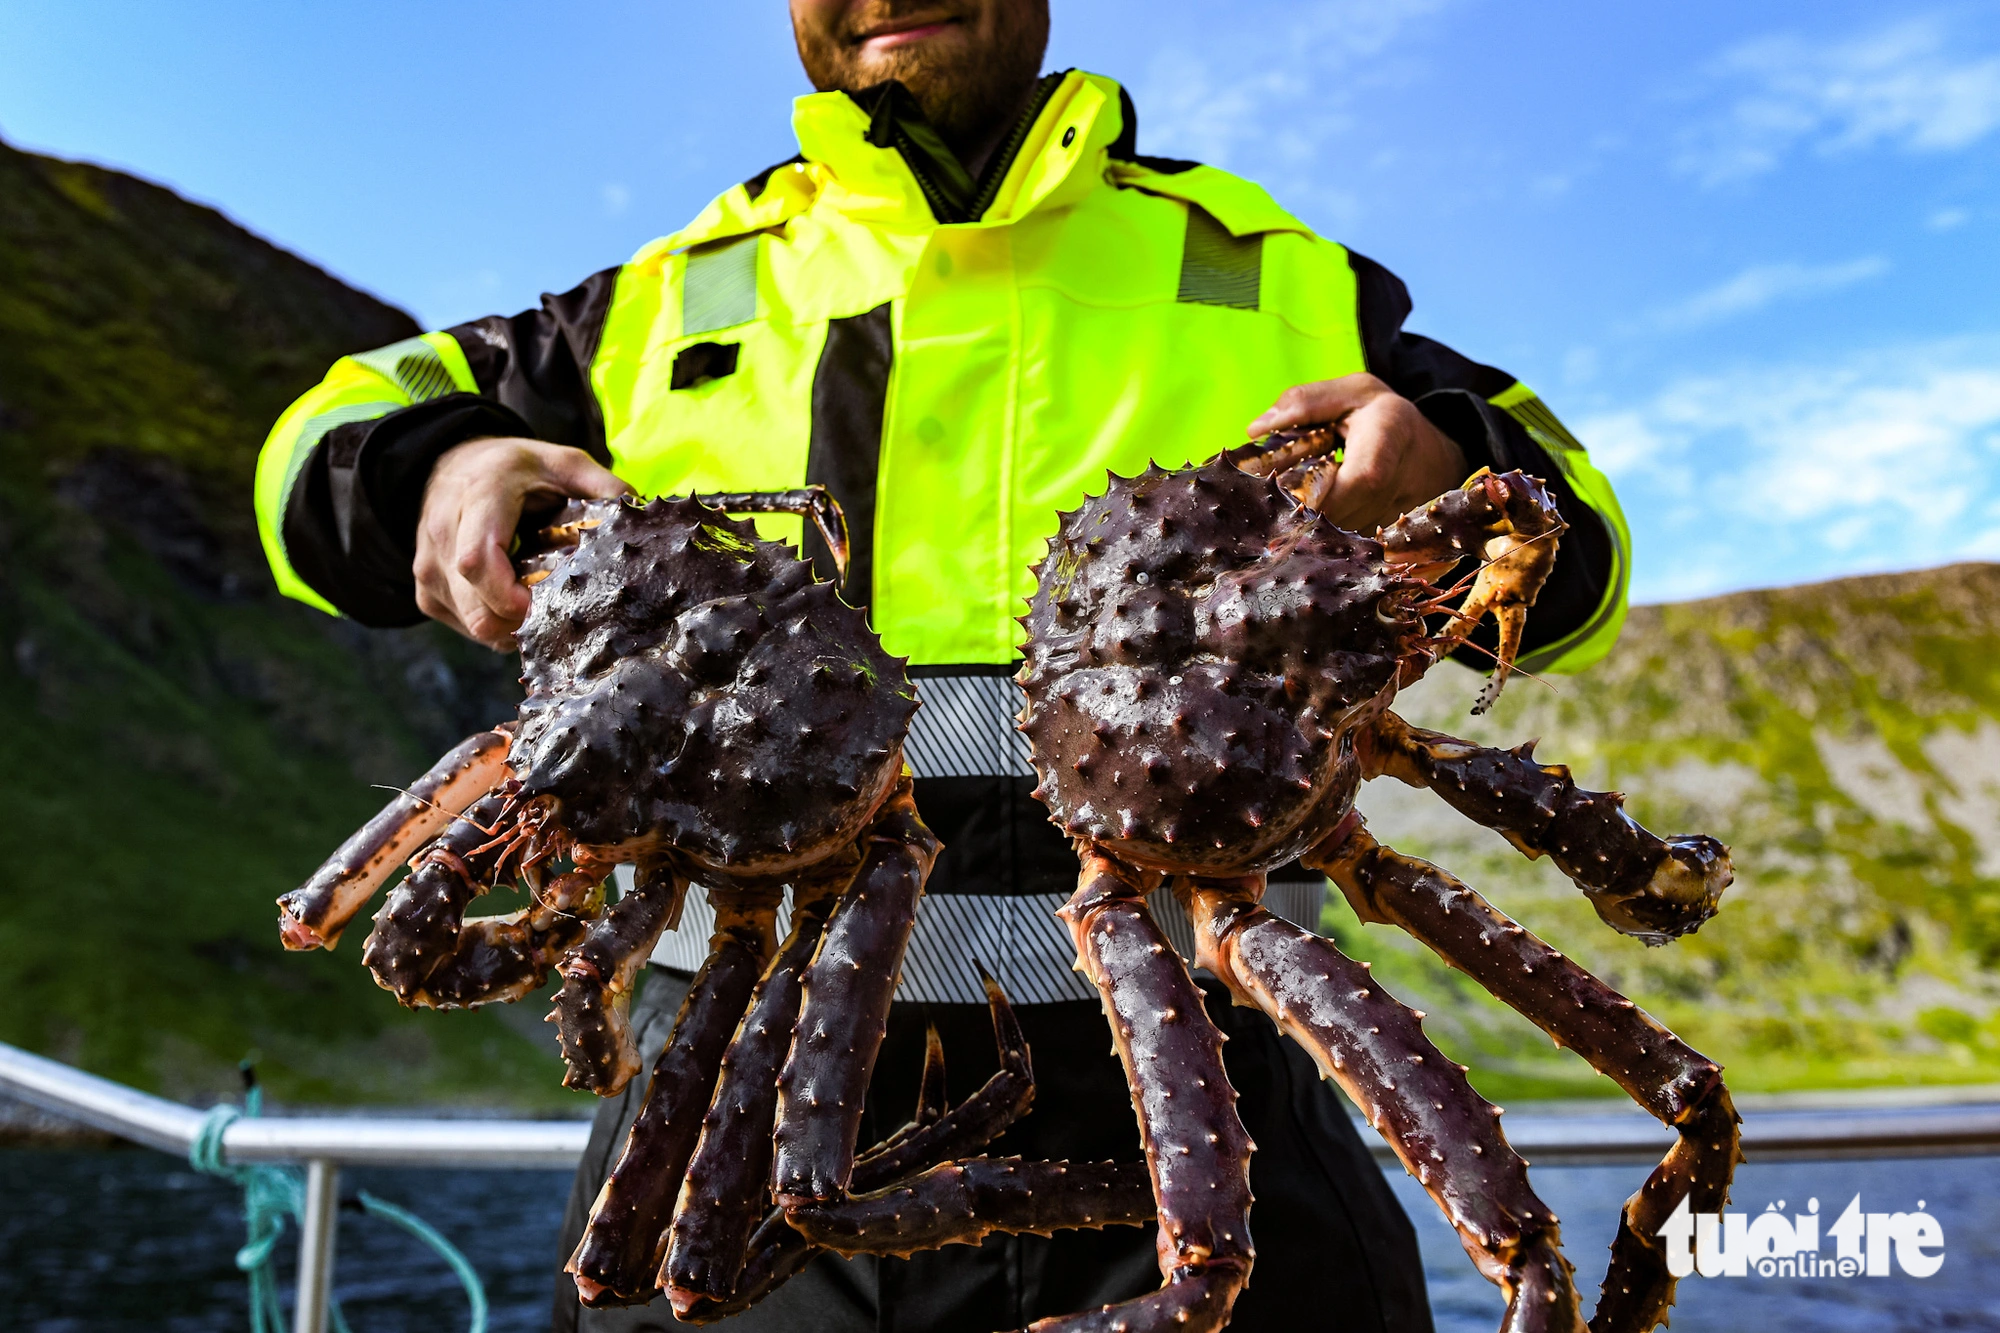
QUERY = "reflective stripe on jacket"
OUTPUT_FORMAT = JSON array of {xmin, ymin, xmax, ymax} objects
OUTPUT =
[{"xmin": 253, "ymin": 71, "xmax": 1632, "ymax": 992}]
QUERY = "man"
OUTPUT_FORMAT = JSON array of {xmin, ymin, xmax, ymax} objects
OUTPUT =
[{"xmin": 255, "ymin": 2, "xmax": 1630, "ymax": 1329}]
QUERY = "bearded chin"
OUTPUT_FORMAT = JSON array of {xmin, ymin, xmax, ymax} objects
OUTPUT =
[
  {"xmin": 886, "ymin": 33, "xmax": 1044, "ymax": 148},
  {"xmin": 799, "ymin": 8, "xmax": 1050, "ymax": 157}
]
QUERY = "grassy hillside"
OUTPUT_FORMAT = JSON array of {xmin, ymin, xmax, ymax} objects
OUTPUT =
[
  {"xmin": 1345, "ymin": 564, "xmax": 2000, "ymax": 1101},
  {"xmin": 0, "ymin": 136, "xmax": 577, "ymax": 1109}
]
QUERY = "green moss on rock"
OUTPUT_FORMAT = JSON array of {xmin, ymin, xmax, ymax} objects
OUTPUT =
[
  {"xmin": 0, "ymin": 135, "xmax": 575, "ymax": 1110},
  {"xmin": 1345, "ymin": 564, "xmax": 2000, "ymax": 1099}
]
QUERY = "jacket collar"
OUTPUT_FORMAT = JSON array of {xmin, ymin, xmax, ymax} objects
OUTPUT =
[
  {"xmin": 793, "ymin": 68, "xmax": 1125, "ymax": 229},
  {"xmin": 845, "ymin": 73, "xmax": 1065, "ymax": 224},
  {"xmin": 646, "ymin": 69, "xmax": 1314, "ymax": 260}
]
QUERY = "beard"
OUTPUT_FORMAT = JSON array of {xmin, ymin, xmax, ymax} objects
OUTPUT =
[{"xmin": 794, "ymin": 1, "xmax": 1051, "ymax": 151}]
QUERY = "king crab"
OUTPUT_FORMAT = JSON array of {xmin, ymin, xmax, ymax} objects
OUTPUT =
[
  {"xmin": 774, "ymin": 433, "xmax": 1737, "ymax": 1333},
  {"xmin": 277, "ymin": 489, "xmax": 1152, "ymax": 1318}
]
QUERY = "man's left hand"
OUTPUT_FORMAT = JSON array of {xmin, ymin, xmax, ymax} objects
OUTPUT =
[{"xmin": 1247, "ymin": 374, "xmax": 1469, "ymax": 532}]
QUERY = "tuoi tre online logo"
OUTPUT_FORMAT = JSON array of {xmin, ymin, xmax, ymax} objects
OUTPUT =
[{"xmin": 1658, "ymin": 1195, "xmax": 1944, "ymax": 1279}]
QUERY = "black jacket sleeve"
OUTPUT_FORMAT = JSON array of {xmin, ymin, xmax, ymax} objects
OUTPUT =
[
  {"xmin": 1348, "ymin": 250, "xmax": 1615, "ymax": 668},
  {"xmin": 278, "ymin": 267, "xmax": 621, "ymax": 625}
]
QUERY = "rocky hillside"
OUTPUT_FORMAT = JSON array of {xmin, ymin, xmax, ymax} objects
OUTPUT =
[
  {"xmin": 1350, "ymin": 563, "xmax": 2000, "ymax": 1099},
  {"xmin": 0, "ymin": 136, "xmax": 566, "ymax": 1109}
]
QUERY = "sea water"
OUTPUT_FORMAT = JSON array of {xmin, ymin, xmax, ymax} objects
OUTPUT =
[
  {"xmin": 1388, "ymin": 1155, "xmax": 2000, "ymax": 1332},
  {"xmin": 2, "ymin": 1148, "xmax": 1996, "ymax": 1331}
]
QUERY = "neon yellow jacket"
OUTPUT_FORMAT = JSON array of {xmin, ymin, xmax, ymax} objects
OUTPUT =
[{"xmin": 257, "ymin": 69, "xmax": 1626, "ymax": 676}]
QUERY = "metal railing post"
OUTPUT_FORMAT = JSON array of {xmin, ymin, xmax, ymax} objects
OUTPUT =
[{"xmin": 295, "ymin": 1158, "xmax": 339, "ymax": 1333}]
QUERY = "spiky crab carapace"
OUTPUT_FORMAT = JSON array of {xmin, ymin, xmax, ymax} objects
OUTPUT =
[{"xmin": 788, "ymin": 430, "xmax": 1737, "ymax": 1333}]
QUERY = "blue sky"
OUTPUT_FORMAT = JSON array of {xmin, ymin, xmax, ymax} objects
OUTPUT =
[{"xmin": 3, "ymin": 0, "xmax": 1997, "ymax": 604}]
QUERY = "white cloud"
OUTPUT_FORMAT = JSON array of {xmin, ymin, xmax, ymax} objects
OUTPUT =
[
  {"xmin": 1576, "ymin": 339, "xmax": 2000, "ymax": 601},
  {"xmin": 1678, "ymin": 19, "xmax": 2000, "ymax": 185},
  {"xmin": 1561, "ymin": 346, "xmax": 1599, "ymax": 387},
  {"xmin": 1569, "ymin": 408, "xmax": 1663, "ymax": 478},
  {"xmin": 1130, "ymin": 0, "xmax": 1449, "ymax": 222},
  {"xmin": 1649, "ymin": 256, "xmax": 1887, "ymax": 331},
  {"xmin": 602, "ymin": 182, "xmax": 631, "ymax": 217},
  {"xmin": 1929, "ymin": 206, "xmax": 1970, "ymax": 231}
]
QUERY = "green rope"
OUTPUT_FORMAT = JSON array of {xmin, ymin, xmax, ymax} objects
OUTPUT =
[
  {"xmin": 189, "ymin": 1068, "xmax": 487, "ymax": 1333},
  {"xmin": 355, "ymin": 1192, "xmax": 488, "ymax": 1331}
]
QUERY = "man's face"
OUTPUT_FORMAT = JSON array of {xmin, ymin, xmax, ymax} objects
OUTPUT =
[{"xmin": 790, "ymin": 0, "xmax": 1052, "ymax": 146}]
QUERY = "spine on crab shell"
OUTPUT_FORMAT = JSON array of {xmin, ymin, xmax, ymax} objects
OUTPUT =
[
  {"xmin": 1361, "ymin": 712, "xmax": 1733, "ymax": 943},
  {"xmin": 771, "ymin": 778, "xmax": 938, "ymax": 1205},
  {"xmin": 278, "ymin": 727, "xmax": 514, "ymax": 951},
  {"xmin": 785, "ymin": 1158, "xmax": 1155, "ymax": 1257},
  {"xmin": 1309, "ymin": 822, "xmax": 1740, "ymax": 1333},
  {"xmin": 550, "ymin": 866, "xmax": 692, "ymax": 1095},
  {"xmin": 1180, "ymin": 875, "xmax": 1582, "ymax": 1333},
  {"xmin": 359, "ymin": 790, "xmax": 519, "ymax": 1003},
  {"xmin": 417, "ymin": 868, "xmax": 608, "ymax": 1009},
  {"xmin": 661, "ymin": 878, "xmax": 846, "ymax": 1311},
  {"xmin": 1043, "ymin": 850, "xmax": 1254, "ymax": 1333},
  {"xmin": 567, "ymin": 891, "xmax": 779, "ymax": 1308}
]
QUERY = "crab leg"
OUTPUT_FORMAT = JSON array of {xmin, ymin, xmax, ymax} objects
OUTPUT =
[
  {"xmin": 1380, "ymin": 469, "xmax": 1564, "ymax": 712},
  {"xmin": 672, "ymin": 1210, "xmax": 817, "ymax": 1328},
  {"xmin": 661, "ymin": 867, "xmax": 852, "ymax": 1311},
  {"xmin": 836, "ymin": 970, "xmax": 1036, "ymax": 1185},
  {"xmin": 1180, "ymin": 873, "xmax": 1581, "ymax": 1333},
  {"xmin": 419, "ymin": 866, "xmax": 609, "ymax": 1008},
  {"xmin": 278, "ymin": 727, "xmax": 514, "ymax": 950},
  {"xmin": 786, "ymin": 1158, "xmax": 1155, "ymax": 1257},
  {"xmin": 1039, "ymin": 848, "xmax": 1254, "ymax": 1333},
  {"xmin": 1362, "ymin": 711, "xmax": 1733, "ymax": 942},
  {"xmin": 1308, "ymin": 820, "xmax": 1740, "ymax": 1333},
  {"xmin": 694, "ymin": 488, "xmax": 851, "ymax": 585},
  {"xmin": 551, "ymin": 866, "xmax": 693, "ymax": 1094},
  {"xmin": 772, "ymin": 775, "xmax": 939, "ymax": 1204},
  {"xmin": 1231, "ymin": 423, "xmax": 1346, "ymax": 511},
  {"xmin": 567, "ymin": 886, "xmax": 781, "ymax": 1306},
  {"xmin": 520, "ymin": 487, "xmax": 851, "ymax": 585},
  {"xmin": 360, "ymin": 790, "xmax": 520, "ymax": 1003},
  {"xmin": 676, "ymin": 980, "xmax": 1039, "ymax": 1326}
]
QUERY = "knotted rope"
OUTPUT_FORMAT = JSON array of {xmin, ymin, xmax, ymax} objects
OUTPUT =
[{"xmin": 189, "ymin": 1068, "xmax": 487, "ymax": 1333}]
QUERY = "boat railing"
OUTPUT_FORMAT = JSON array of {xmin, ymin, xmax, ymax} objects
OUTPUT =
[{"xmin": 6, "ymin": 1038, "xmax": 2000, "ymax": 1332}]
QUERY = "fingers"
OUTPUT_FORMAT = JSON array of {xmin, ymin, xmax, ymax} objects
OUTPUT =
[
  {"xmin": 1316, "ymin": 396, "xmax": 1406, "ymax": 529},
  {"xmin": 1250, "ymin": 382, "xmax": 1470, "ymax": 534},
  {"xmin": 1245, "ymin": 372, "xmax": 1390, "ymax": 439},
  {"xmin": 1320, "ymin": 396, "xmax": 1469, "ymax": 532},
  {"xmin": 453, "ymin": 482, "xmax": 533, "ymax": 649},
  {"xmin": 413, "ymin": 437, "xmax": 633, "ymax": 652},
  {"xmin": 539, "ymin": 446, "xmax": 632, "ymax": 502},
  {"xmin": 1317, "ymin": 440, "xmax": 1393, "ymax": 530},
  {"xmin": 416, "ymin": 496, "xmax": 476, "ymax": 642}
]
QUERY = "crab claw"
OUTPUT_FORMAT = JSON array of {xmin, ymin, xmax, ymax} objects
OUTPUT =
[{"xmin": 1380, "ymin": 469, "xmax": 1565, "ymax": 713}]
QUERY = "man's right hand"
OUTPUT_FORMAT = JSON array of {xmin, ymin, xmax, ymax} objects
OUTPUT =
[{"xmin": 415, "ymin": 437, "xmax": 630, "ymax": 651}]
